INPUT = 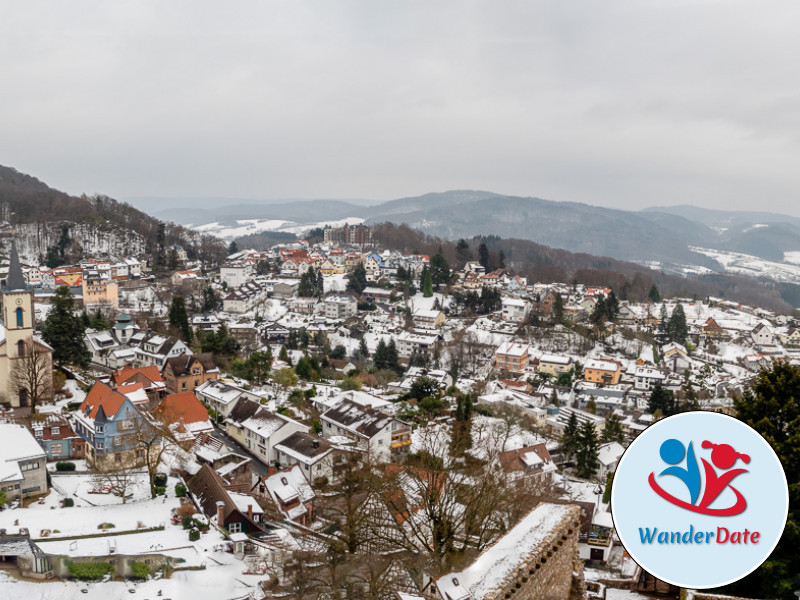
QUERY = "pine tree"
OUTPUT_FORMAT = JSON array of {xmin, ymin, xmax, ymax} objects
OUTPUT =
[
  {"xmin": 561, "ymin": 412, "xmax": 580, "ymax": 463},
  {"xmin": 576, "ymin": 421, "xmax": 600, "ymax": 479},
  {"xmin": 374, "ymin": 339, "xmax": 388, "ymax": 370},
  {"xmin": 601, "ymin": 414, "xmax": 625, "ymax": 443},
  {"xmin": 42, "ymin": 286, "xmax": 91, "ymax": 368},
  {"xmin": 648, "ymin": 284, "xmax": 661, "ymax": 303},
  {"xmin": 359, "ymin": 337, "xmax": 369, "ymax": 361},
  {"xmin": 724, "ymin": 363, "xmax": 800, "ymax": 598},
  {"xmin": 278, "ymin": 345, "xmax": 290, "ymax": 365},
  {"xmin": 347, "ymin": 264, "xmax": 368, "ymax": 294},
  {"xmin": 422, "ymin": 266, "xmax": 433, "ymax": 298},
  {"xmin": 430, "ymin": 249, "xmax": 451, "ymax": 288},
  {"xmin": 228, "ymin": 241, "xmax": 238, "ymax": 255},
  {"xmin": 169, "ymin": 296, "xmax": 193, "ymax": 343},
  {"xmin": 648, "ymin": 385, "xmax": 676, "ymax": 416},
  {"xmin": 386, "ymin": 339, "xmax": 399, "ymax": 372},
  {"xmin": 478, "ymin": 243, "xmax": 490, "ymax": 269},
  {"xmin": 667, "ymin": 303, "xmax": 688, "ymax": 344},
  {"xmin": 553, "ymin": 293, "xmax": 565, "ymax": 324},
  {"xmin": 657, "ymin": 304, "xmax": 670, "ymax": 338}
]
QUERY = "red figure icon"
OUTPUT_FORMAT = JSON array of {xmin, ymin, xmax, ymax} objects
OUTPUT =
[{"xmin": 698, "ymin": 441, "xmax": 750, "ymax": 510}]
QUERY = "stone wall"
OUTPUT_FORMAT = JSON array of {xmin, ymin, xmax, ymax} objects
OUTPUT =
[{"xmin": 483, "ymin": 504, "xmax": 583, "ymax": 600}]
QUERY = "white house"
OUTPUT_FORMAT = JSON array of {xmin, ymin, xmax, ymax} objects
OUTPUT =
[
  {"xmin": 501, "ymin": 297, "xmax": 531, "ymax": 323},
  {"xmin": 751, "ymin": 323, "xmax": 775, "ymax": 347},
  {"xmin": 634, "ymin": 366, "xmax": 667, "ymax": 391},
  {"xmin": 320, "ymin": 399, "xmax": 411, "ymax": 461},
  {"xmin": 241, "ymin": 408, "xmax": 309, "ymax": 465}
]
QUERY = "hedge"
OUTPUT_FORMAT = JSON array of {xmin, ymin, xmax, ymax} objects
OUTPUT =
[
  {"xmin": 68, "ymin": 562, "xmax": 114, "ymax": 580},
  {"xmin": 189, "ymin": 529, "xmax": 200, "ymax": 542},
  {"xmin": 56, "ymin": 461, "xmax": 76, "ymax": 472},
  {"xmin": 153, "ymin": 473, "xmax": 168, "ymax": 487},
  {"xmin": 155, "ymin": 486, "xmax": 166, "ymax": 496},
  {"xmin": 174, "ymin": 483, "xmax": 187, "ymax": 497},
  {"xmin": 130, "ymin": 561, "xmax": 150, "ymax": 580}
]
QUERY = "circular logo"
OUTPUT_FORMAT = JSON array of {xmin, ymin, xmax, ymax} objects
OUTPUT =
[{"xmin": 611, "ymin": 411, "xmax": 788, "ymax": 589}]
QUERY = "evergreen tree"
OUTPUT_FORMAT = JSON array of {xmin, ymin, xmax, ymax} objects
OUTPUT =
[
  {"xmin": 478, "ymin": 243, "xmax": 490, "ymax": 269},
  {"xmin": 648, "ymin": 284, "xmax": 661, "ymax": 303},
  {"xmin": 576, "ymin": 421, "xmax": 600, "ymax": 479},
  {"xmin": 228, "ymin": 241, "xmax": 238, "ymax": 255},
  {"xmin": 429, "ymin": 249, "xmax": 451, "ymax": 288},
  {"xmin": 278, "ymin": 344, "xmax": 290, "ymax": 364},
  {"xmin": 90, "ymin": 308, "xmax": 111, "ymax": 331},
  {"xmin": 201, "ymin": 285, "xmax": 219, "ymax": 312},
  {"xmin": 586, "ymin": 397, "xmax": 597, "ymax": 414},
  {"xmin": 561, "ymin": 412, "xmax": 580, "ymax": 463},
  {"xmin": 455, "ymin": 239, "xmax": 471, "ymax": 263},
  {"xmin": 41, "ymin": 286, "xmax": 91, "ymax": 368},
  {"xmin": 80, "ymin": 310, "xmax": 91, "ymax": 330},
  {"xmin": 374, "ymin": 339, "xmax": 388, "ymax": 370},
  {"xmin": 498, "ymin": 250, "xmax": 506, "ymax": 269},
  {"xmin": 347, "ymin": 263, "xmax": 368, "ymax": 294},
  {"xmin": 657, "ymin": 304, "xmax": 670, "ymax": 338},
  {"xmin": 553, "ymin": 293, "xmax": 565, "ymax": 323},
  {"xmin": 601, "ymin": 414, "xmax": 625, "ymax": 443},
  {"xmin": 722, "ymin": 363, "xmax": 800, "ymax": 598},
  {"xmin": 450, "ymin": 394, "xmax": 474, "ymax": 455},
  {"xmin": 169, "ymin": 296, "xmax": 193, "ymax": 343},
  {"xmin": 386, "ymin": 339, "xmax": 400, "ymax": 372},
  {"xmin": 648, "ymin": 385, "xmax": 676, "ymax": 416},
  {"xmin": 667, "ymin": 303, "xmax": 688, "ymax": 344},
  {"xmin": 359, "ymin": 337, "xmax": 369, "ymax": 361},
  {"xmin": 421, "ymin": 266, "xmax": 433, "ymax": 298},
  {"xmin": 167, "ymin": 248, "xmax": 179, "ymax": 271}
]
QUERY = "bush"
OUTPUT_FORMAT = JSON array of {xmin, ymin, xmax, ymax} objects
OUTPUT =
[
  {"xmin": 174, "ymin": 483, "xmax": 187, "ymax": 497},
  {"xmin": 66, "ymin": 401, "xmax": 82, "ymax": 412},
  {"xmin": 189, "ymin": 529, "xmax": 200, "ymax": 542},
  {"xmin": 155, "ymin": 486, "xmax": 166, "ymax": 496},
  {"xmin": 181, "ymin": 516, "xmax": 193, "ymax": 530},
  {"xmin": 62, "ymin": 498, "xmax": 74, "ymax": 508},
  {"xmin": 153, "ymin": 473, "xmax": 168, "ymax": 487},
  {"xmin": 56, "ymin": 461, "xmax": 76, "ymax": 472},
  {"xmin": 67, "ymin": 562, "xmax": 114, "ymax": 580},
  {"xmin": 97, "ymin": 523, "xmax": 115, "ymax": 529},
  {"xmin": 130, "ymin": 561, "xmax": 150, "ymax": 580}
]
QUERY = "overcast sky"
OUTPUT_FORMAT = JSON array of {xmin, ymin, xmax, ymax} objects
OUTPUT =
[{"xmin": 3, "ymin": 1, "xmax": 800, "ymax": 213}]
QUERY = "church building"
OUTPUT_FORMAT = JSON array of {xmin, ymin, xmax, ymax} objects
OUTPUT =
[{"xmin": 0, "ymin": 237, "xmax": 54, "ymax": 408}]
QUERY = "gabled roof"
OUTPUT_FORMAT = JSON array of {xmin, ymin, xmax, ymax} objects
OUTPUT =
[
  {"xmin": 322, "ymin": 399, "xmax": 393, "ymax": 439},
  {"xmin": 187, "ymin": 464, "xmax": 263, "ymax": 527},
  {"xmin": 154, "ymin": 392, "xmax": 210, "ymax": 427},
  {"xmin": 111, "ymin": 365, "xmax": 165, "ymax": 389},
  {"xmin": 79, "ymin": 382, "xmax": 129, "ymax": 420},
  {"xmin": 165, "ymin": 353, "xmax": 218, "ymax": 377}
]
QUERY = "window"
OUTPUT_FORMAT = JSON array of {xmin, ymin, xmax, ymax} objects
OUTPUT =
[
  {"xmin": 21, "ymin": 461, "xmax": 40, "ymax": 471},
  {"xmin": 17, "ymin": 340, "xmax": 25, "ymax": 357},
  {"xmin": 97, "ymin": 442, "xmax": 104, "ymax": 450},
  {"xmin": 228, "ymin": 522, "xmax": 242, "ymax": 533},
  {"xmin": 182, "ymin": 382, "xmax": 187, "ymax": 390},
  {"xmin": 51, "ymin": 427, "xmax": 60, "ymax": 436},
  {"xmin": 114, "ymin": 436, "xmax": 122, "ymax": 446},
  {"xmin": 49, "ymin": 444, "xmax": 63, "ymax": 455},
  {"xmin": 15, "ymin": 307, "xmax": 23, "ymax": 328},
  {"xmin": 96, "ymin": 425, "xmax": 104, "ymax": 433}
]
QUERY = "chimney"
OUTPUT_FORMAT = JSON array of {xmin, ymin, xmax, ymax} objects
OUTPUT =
[
  {"xmin": 312, "ymin": 439, "xmax": 319, "ymax": 448},
  {"xmin": 216, "ymin": 501, "xmax": 225, "ymax": 526},
  {"xmin": 247, "ymin": 504, "xmax": 253, "ymax": 521}
]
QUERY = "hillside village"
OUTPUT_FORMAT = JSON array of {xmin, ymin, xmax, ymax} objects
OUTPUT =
[{"xmin": 0, "ymin": 222, "xmax": 796, "ymax": 600}]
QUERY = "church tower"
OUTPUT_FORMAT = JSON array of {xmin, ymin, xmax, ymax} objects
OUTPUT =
[
  {"xmin": 0, "ymin": 235, "xmax": 38, "ymax": 406},
  {"xmin": 2, "ymin": 236, "xmax": 35, "ymax": 355}
]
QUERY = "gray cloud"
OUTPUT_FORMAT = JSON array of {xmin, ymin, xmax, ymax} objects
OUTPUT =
[{"xmin": 2, "ymin": 0, "xmax": 800, "ymax": 214}]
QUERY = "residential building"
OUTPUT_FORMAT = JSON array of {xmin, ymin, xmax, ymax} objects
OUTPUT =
[
  {"xmin": 220, "ymin": 263, "xmax": 252, "ymax": 289},
  {"xmin": 73, "ymin": 382, "xmax": 142, "ymax": 464},
  {"xmin": 494, "ymin": 342, "xmax": 530, "ymax": 374},
  {"xmin": 153, "ymin": 392, "xmax": 214, "ymax": 441},
  {"xmin": 538, "ymin": 353, "xmax": 573, "ymax": 376},
  {"xmin": 163, "ymin": 353, "xmax": 219, "ymax": 393},
  {"xmin": 322, "ymin": 294, "xmax": 358, "ymax": 320},
  {"xmin": 251, "ymin": 465, "xmax": 316, "ymax": 526},
  {"xmin": 413, "ymin": 309, "xmax": 446, "ymax": 329},
  {"xmin": 30, "ymin": 416, "xmax": 87, "ymax": 461},
  {"xmin": 110, "ymin": 365, "xmax": 167, "ymax": 401},
  {"xmin": 583, "ymin": 359, "xmax": 622, "ymax": 385},
  {"xmin": 81, "ymin": 274, "xmax": 119, "ymax": 310},
  {"xmin": 196, "ymin": 380, "xmax": 260, "ymax": 420},
  {"xmin": 497, "ymin": 443, "xmax": 557, "ymax": 485},
  {"xmin": 0, "ymin": 423, "xmax": 48, "ymax": 502},
  {"xmin": 634, "ymin": 366, "xmax": 667, "ymax": 391},
  {"xmin": 361, "ymin": 287, "xmax": 393, "ymax": 304},
  {"xmin": 501, "ymin": 297, "xmax": 531, "ymax": 323},
  {"xmin": 241, "ymin": 407, "xmax": 308, "ymax": 464},
  {"xmin": 751, "ymin": 323, "xmax": 775, "ymax": 346},
  {"xmin": 222, "ymin": 280, "xmax": 267, "ymax": 313},
  {"xmin": 274, "ymin": 432, "xmax": 336, "ymax": 483},
  {"xmin": 320, "ymin": 399, "xmax": 411, "ymax": 461},
  {"xmin": 396, "ymin": 331, "xmax": 439, "ymax": 360},
  {"xmin": 187, "ymin": 464, "xmax": 265, "ymax": 534}
]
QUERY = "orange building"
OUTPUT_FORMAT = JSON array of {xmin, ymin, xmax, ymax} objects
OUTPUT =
[
  {"xmin": 583, "ymin": 359, "xmax": 622, "ymax": 385},
  {"xmin": 163, "ymin": 353, "xmax": 219, "ymax": 393}
]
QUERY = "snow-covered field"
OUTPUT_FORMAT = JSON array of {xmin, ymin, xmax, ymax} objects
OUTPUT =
[
  {"xmin": 192, "ymin": 216, "xmax": 366, "ymax": 241},
  {"xmin": 691, "ymin": 246, "xmax": 800, "ymax": 284}
]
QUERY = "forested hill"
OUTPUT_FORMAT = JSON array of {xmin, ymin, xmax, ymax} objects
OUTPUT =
[
  {"xmin": 373, "ymin": 222, "xmax": 800, "ymax": 314},
  {"xmin": 0, "ymin": 165, "xmax": 226, "ymax": 266}
]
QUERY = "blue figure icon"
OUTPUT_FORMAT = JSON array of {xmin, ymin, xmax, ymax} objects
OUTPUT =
[{"xmin": 658, "ymin": 438, "xmax": 701, "ymax": 505}]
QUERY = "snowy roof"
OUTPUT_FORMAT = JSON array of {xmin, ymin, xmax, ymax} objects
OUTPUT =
[
  {"xmin": 584, "ymin": 359, "xmax": 620, "ymax": 372},
  {"xmin": 597, "ymin": 442, "xmax": 625, "ymax": 467},
  {"xmin": 228, "ymin": 492, "xmax": 264, "ymax": 516},
  {"xmin": 496, "ymin": 341, "xmax": 529, "ymax": 357},
  {"xmin": 0, "ymin": 424, "xmax": 46, "ymax": 483},
  {"xmin": 539, "ymin": 353, "xmax": 572, "ymax": 364}
]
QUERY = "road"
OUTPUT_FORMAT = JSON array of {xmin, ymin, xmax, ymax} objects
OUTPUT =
[{"xmin": 208, "ymin": 424, "xmax": 270, "ymax": 479}]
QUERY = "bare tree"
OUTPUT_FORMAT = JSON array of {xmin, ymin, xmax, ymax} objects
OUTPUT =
[
  {"xmin": 124, "ymin": 412, "xmax": 191, "ymax": 498},
  {"xmin": 90, "ymin": 457, "xmax": 142, "ymax": 504},
  {"xmin": 10, "ymin": 340, "xmax": 53, "ymax": 412}
]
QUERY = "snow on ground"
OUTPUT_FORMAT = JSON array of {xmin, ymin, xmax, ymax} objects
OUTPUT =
[
  {"xmin": 692, "ymin": 246, "xmax": 800, "ymax": 284},
  {"xmin": 323, "ymin": 272, "xmax": 348, "ymax": 293},
  {"xmin": 191, "ymin": 216, "xmax": 365, "ymax": 241}
]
